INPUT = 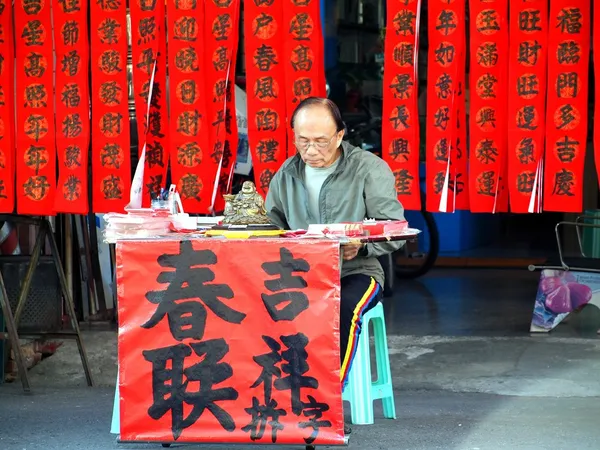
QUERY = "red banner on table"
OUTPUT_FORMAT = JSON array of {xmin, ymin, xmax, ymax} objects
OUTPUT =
[
  {"xmin": 507, "ymin": 0, "xmax": 548, "ymax": 213},
  {"xmin": 167, "ymin": 0, "xmax": 211, "ymax": 213},
  {"xmin": 90, "ymin": 0, "xmax": 131, "ymax": 213},
  {"xmin": 130, "ymin": 0, "xmax": 169, "ymax": 205},
  {"xmin": 543, "ymin": 1, "xmax": 589, "ymax": 213},
  {"xmin": 382, "ymin": 0, "xmax": 421, "ymax": 211},
  {"xmin": 0, "ymin": 0, "xmax": 14, "ymax": 213},
  {"xmin": 468, "ymin": 0, "xmax": 509, "ymax": 213},
  {"xmin": 245, "ymin": 0, "xmax": 289, "ymax": 197},
  {"xmin": 204, "ymin": 0, "xmax": 240, "ymax": 211},
  {"xmin": 425, "ymin": 0, "xmax": 468, "ymax": 212},
  {"xmin": 283, "ymin": 0, "xmax": 324, "ymax": 163},
  {"xmin": 117, "ymin": 239, "xmax": 344, "ymax": 445},
  {"xmin": 53, "ymin": 0, "xmax": 90, "ymax": 214},
  {"xmin": 14, "ymin": 0, "xmax": 56, "ymax": 215}
]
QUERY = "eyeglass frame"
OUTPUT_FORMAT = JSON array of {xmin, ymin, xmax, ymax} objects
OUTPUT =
[{"xmin": 294, "ymin": 133, "xmax": 339, "ymax": 151}]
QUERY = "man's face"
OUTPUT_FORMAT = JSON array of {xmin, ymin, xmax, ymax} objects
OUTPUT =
[{"xmin": 293, "ymin": 106, "xmax": 344, "ymax": 168}]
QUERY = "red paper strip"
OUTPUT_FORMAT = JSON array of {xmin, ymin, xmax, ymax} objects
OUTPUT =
[
  {"xmin": 282, "ymin": 0, "xmax": 324, "ymax": 165},
  {"xmin": 425, "ymin": 0, "xmax": 467, "ymax": 212},
  {"xmin": 382, "ymin": 0, "xmax": 421, "ymax": 211},
  {"xmin": 14, "ymin": 0, "xmax": 56, "ymax": 214},
  {"xmin": 543, "ymin": 1, "xmax": 589, "ymax": 213},
  {"xmin": 595, "ymin": 0, "xmax": 600, "ymax": 191},
  {"xmin": 117, "ymin": 239, "xmax": 344, "ymax": 445},
  {"xmin": 245, "ymin": 0, "xmax": 289, "ymax": 197},
  {"xmin": 53, "ymin": 0, "xmax": 90, "ymax": 214},
  {"xmin": 130, "ymin": 0, "xmax": 169, "ymax": 205},
  {"xmin": 507, "ymin": 0, "xmax": 548, "ymax": 213},
  {"xmin": 0, "ymin": 0, "xmax": 14, "ymax": 212},
  {"xmin": 167, "ymin": 0, "xmax": 211, "ymax": 213},
  {"xmin": 204, "ymin": 0, "xmax": 240, "ymax": 210},
  {"xmin": 90, "ymin": 0, "xmax": 131, "ymax": 213},
  {"xmin": 468, "ymin": 0, "xmax": 509, "ymax": 213}
]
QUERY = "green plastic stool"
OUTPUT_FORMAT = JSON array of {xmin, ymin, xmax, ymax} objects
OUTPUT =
[{"xmin": 342, "ymin": 301, "xmax": 396, "ymax": 424}]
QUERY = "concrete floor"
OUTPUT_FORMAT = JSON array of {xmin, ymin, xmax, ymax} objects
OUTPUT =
[{"xmin": 1, "ymin": 268, "xmax": 600, "ymax": 449}]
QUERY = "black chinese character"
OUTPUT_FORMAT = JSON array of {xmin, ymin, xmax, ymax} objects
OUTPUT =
[
  {"xmin": 435, "ymin": 74, "xmax": 452, "ymax": 99},
  {"xmin": 62, "ymin": 20, "xmax": 79, "ymax": 46},
  {"xmin": 518, "ymin": 40, "xmax": 542, "ymax": 66},
  {"xmin": 436, "ymin": 10, "xmax": 457, "ymax": 36},
  {"xmin": 434, "ymin": 138, "xmax": 449, "ymax": 162},
  {"xmin": 175, "ymin": 47, "xmax": 199, "ymax": 72},
  {"xmin": 23, "ymin": 0, "xmax": 43, "ymax": 15},
  {"xmin": 475, "ymin": 139, "xmax": 498, "ymax": 164},
  {"xmin": 393, "ymin": 42, "xmax": 414, "ymax": 66},
  {"xmin": 389, "ymin": 105, "xmax": 410, "ymax": 130},
  {"xmin": 256, "ymin": 109, "xmax": 279, "ymax": 131},
  {"xmin": 557, "ymin": 8, "xmax": 581, "ymax": 34},
  {"xmin": 23, "ymin": 175, "xmax": 50, "ymax": 200},
  {"xmin": 138, "ymin": 16, "xmax": 156, "ymax": 45},
  {"xmin": 61, "ymin": 50, "xmax": 81, "ymax": 76},
  {"xmin": 477, "ymin": 9, "xmax": 500, "ymax": 33},
  {"xmin": 100, "ymin": 112, "xmax": 123, "ymax": 136},
  {"xmin": 63, "ymin": 175, "xmax": 81, "ymax": 201},
  {"xmin": 177, "ymin": 110, "xmax": 201, "ymax": 136},
  {"xmin": 97, "ymin": 0, "xmax": 120, "ymax": 11},
  {"xmin": 551, "ymin": 168, "xmax": 575, "ymax": 196},
  {"xmin": 557, "ymin": 72, "xmax": 578, "ymax": 98},
  {"xmin": 477, "ymin": 73, "xmax": 497, "ymax": 99},
  {"xmin": 254, "ymin": 12, "xmax": 274, "ymax": 36},
  {"xmin": 517, "ymin": 138, "xmax": 536, "ymax": 164},
  {"xmin": 0, "ymin": 180, "xmax": 5, "ymax": 199},
  {"xmin": 257, "ymin": 138, "xmax": 279, "ymax": 163},
  {"xmin": 291, "ymin": 45, "xmax": 312, "ymax": 71},
  {"xmin": 476, "ymin": 171, "xmax": 496, "ymax": 197},
  {"xmin": 435, "ymin": 42, "xmax": 455, "ymax": 66},
  {"xmin": 298, "ymin": 395, "xmax": 332, "ymax": 445},
  {"xmin": 99, "ymin": 81, "xmax": 122, "ymax": 106},
  {"xmin": 394, "ymin": 169, "xmax": 413, "ymax": 195},
  {"xmin": 61, "ymin": 83, "xmax": 81, "ymax": 108},
  {"xmin": 557, "ymin": 41, "xmax": 581, "ymax": 64},
  {"xmin": 556, "ymin": 104, "xmax": 577, "ymax": 130},
  {"xmin": 65, "ymin": 145, "xmax": 81, "ymax": 168},
  {"xmin": 393, "ymin": 9, "xmax": 415, "ymax": 36},
  {"xmin": 25, "ymin": 52, "xmax": 46, "ymax": 77},
  {"xmin": 177, "ymin": 142, "xmax": 201, "ymax": 167},
  {"xmin": 146, "ymin": 141, "xmax": 165, "ymax": 168},
  {"xmin": 62, "ymin": 113, "xmax": 83, "ymax": 138},
  {"xmin": 100, "ymin": 50, "xmax": 122, "ymax": 74},
  {"xmin": 389, "ymin": 74, "xmax": 413, "ymax": 100},
  {"xmin": 389, "ymin": 138, "xmax": 409, "ymax": 162},
  {"xmin": 25, "ymin": 84, "xmax": 47, "ymax": 108},
  {"xmin": 255, "ymin": 76, "xmax": 278, "ymax": 101},
  {"xmin": 139, "ymin": 81, "xmax": 162, "ymax": 109},
  {"xmin": 25, "ymin": 115, "xmax": 48, "ymax": 141},
  {"xmin": 136, "ymin": 48, "xmax": 156, "ymax": 75},
  {"xmin": 180, "ymin": 173, "xmax": 203, "ymax": 201},
  {"xmin": 213, "ymin": 46, "xmax": 230, "ymax": 71},
  {"xmin": 433, "ymin": 106, "xmax": 450, "ymax": 131},
  {"xmin": 147, "ymin": 111, "xmax": 165, "ymax": 138},
  {"xmin": 24, "ymin": 145, "xmax": 47, "ymax": 173},
  {"xmin": 58, "ymin": 0, "xmax": 80, "ymax": 13},
  {"xmin": 293, "ymin": 78, "xmax": 312, "ymax": 102},
  {"xmin": 517, "ymin": 74, "xmax": 539, "ymax": 98},
  {"xmin": 102, "ymin": 174, "xmax": 123, "ymax": 199},
  {"xmin": 178, "ymin": 80, "xmax": 198, "ymax": 105},
  {"xmin": 174, "ymin": 16, "xmax": 197, "ymax": 42},
  {"xmin": 145, "ymin": 174, "xmax": 163, "ymax": 200},
  {"xmin": 100, "ymin": 143, "xmax": 122, "ymax": 168},
  {"xmin": 98, "ymin": 18, "xmax": 120, "ymax": 44},
  {"xmin": 516, "ymin": 106, "xmax": 537, "ymax": 130},
  {"xmin": 519, "ymin": 10, "xmax": 542, "ymax": 32},
  {"xmin": 290, "ymin": 13, "xmax": 312, "ymax": 41},
  {"xmin": 22, "ymin": 20, "xmax": 44, "ymax": 46},
  {"xmin": 143, "ymin": 339, "xmax": 238, "ymax": 441},
  {"xmin": 555, "ymin": 136, "xmax": 578, "ymax": 163},
  {"xmin": 476, "ymin": 42, "xmax": 498, "ymax": 67},
  {"xmin": 138, "ymin": 0, "xmax": 157, "ymax": 11},
  {"xmin": 261, "ymin": 247, "xmax": 310, "ymax": 321},
  {"xmin": 213, "ymin": 14, "xmax": 232, "ymax": 41}
]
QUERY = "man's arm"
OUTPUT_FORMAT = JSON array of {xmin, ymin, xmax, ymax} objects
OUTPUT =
[
  {"xmin": 363, "ymin": 158, "xmax": 406, "ymax": 258},
  {"xmin": 265, "ymin": 173, "xmax": 290, "ymax": 230}
]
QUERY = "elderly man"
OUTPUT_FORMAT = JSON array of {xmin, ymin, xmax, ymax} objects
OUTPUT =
[{"xmin": 265, "ymin": 97, "xmax": 405, "ymax": 401}]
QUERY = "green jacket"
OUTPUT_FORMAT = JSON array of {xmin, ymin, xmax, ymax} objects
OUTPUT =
[{"xmin": 265, "ymin": 141, "xmax": 406, "ymax": 288}]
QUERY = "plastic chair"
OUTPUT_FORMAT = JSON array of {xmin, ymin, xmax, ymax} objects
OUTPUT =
[{"xmin": 342, "ymin": 301, "xmax": 396, "ymax": 424}]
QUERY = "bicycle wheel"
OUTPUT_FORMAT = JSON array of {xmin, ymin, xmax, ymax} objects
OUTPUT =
[{"xmin": 394, "ymin": 208, "xmax": 440, "ymax": 279}]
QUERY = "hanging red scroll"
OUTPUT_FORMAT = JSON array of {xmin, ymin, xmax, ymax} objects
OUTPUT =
[
  {"xmin": 543, "ymin": 1, "xmax": 589, "ymax": 213},
  {"xmin": 382, "ymin": 0, "xmax": 420, "ymax": 211},
  {"xmin": 14, "ymin": 0, "xmax": 56, "ymax": 215},
  {"xmin": 204, "ymin": 0, "xmax": 240, "ymax": 210},
  {"xmin": 595, "ymin": 1, "xmax": 600, "ymax": 190},
  {"xmin": 130, "ymin": 0, "xmax": 169, "ymax": 205},
  {"xmin": 425, "ymin": 0, "xmax": 468, "ymax": 212},
  {"xmin": 507, "ymin": 1, "xmax": 548, "ymax": 213},
  {"xmin": 283, "ymin": 0, "xmax": 324, "ymax": 167},
  {"xmin": 90, "ymin": 0, "xmax": 131, "ymax": 213},
  {"xmin": 468, "ymin": 0, "xmax": 509, "ymax": 213},
  {"xmin": 53, "ymin": 0, "xmax": 90, "ymax": 214},
  {"xmin": 245, "ymin": 0, "xmax": 288, "ymax": 197},
  {"xmin": 167, "ymin": 0, "xmax": 211, "ymax": 212},
  {"xmin": 0, "ymin": 0, "xmax": 14, "ymax": 213}
]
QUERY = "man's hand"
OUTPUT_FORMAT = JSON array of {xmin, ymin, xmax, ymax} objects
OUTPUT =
[{"xmin": 342, "ymin": 243, "xmax": 363, "ymax": 261}]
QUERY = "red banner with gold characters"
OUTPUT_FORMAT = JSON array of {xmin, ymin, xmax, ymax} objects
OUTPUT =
[
  {"xmin": 382, "ymin": 0, "xmax": 420, "ymax": 211},
  {"xmin": 0, "ymin": 0, "xmax": 14, "ymax": 213},
  {"xmin": 90, "ymin": 0, "xmax": 131, "ymax": 213},
  {"xmin": 167, "ymin": 0, "xmax": 211, "ymax": 213},
  {"xmin": 204, "ymin": 0, "xmax": 240, "ymax": 211},
  {"xmin": 53, "ymin": 0, "xmax": 90, "ymax": 214},
  {"xmin": 507, "ymin": 0, "xmax": 548, "ymax": 213},
  {"xmin": 282, "ymin": 0, "xmax": 324, "ymax": 161},
  {"xmin": 468, "ymin": 0, "xmax": 509, "ymax": 213},
  {"xmin": 425, "ymin": 0, "xmax": 467, "ymax": 212},
  {"xmin": 14, "ymin": 0, "xmax": 56, "ymax": 215},
  {"xmin": 130, "ymin": 0, "xmax": 169, "ymax": 206},
  {"xmin": 543, "ymin": 1, "xmax": 589, "ymax": 213},
  {"xmin": 116, "ymin": 239, "xmax": 344, "ymax": 445},
  {"xmin": 245, "ymin": 0, "xmax": 289, "ymax": 197}
]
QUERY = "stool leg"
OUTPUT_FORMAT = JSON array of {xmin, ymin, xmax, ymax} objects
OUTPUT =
[
  {"xmin": 373, "ymin": 315, "xmax": 396, "ymax": 420},
  {"xmin": 347, "ymin": 320, "xmax": 374, "ymax": 425}
]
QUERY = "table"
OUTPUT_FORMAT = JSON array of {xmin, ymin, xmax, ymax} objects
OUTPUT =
[{"xmin": 114, "ymin": 237, "xmax": 347, "ymax": 448}]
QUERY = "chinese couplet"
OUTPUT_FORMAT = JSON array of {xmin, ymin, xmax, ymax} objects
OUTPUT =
[
  {"xmin": 15, "ymin": 0, "xmax": 56, "ymax": 215},
  {"xmin": 117, "ymin": 239, "xmax": 344, "ymax": 445},
  {"xmin": 91, "ymin": 0, "xmax": 131, "ymax": 213},
  {"xmin": 130, "ymin": 0, "xmax": 169, "ymax": 206},
  {"xmin": 507, "ymin": 1, "xmax": 548, "ymax": 213},
  {"xmin": 53, "ymin": 0, "xmax": 90, "ymax": 214},
  {"xmin": 245, "ymin": 0, "xmax": 289, "ymax": 197},
  {"xmin": 543, "ymin": 1, "xmax": 589, "ymax": 212},
  {"xmin": 468, "ymin": 0, "xmax": 509, "ymax": 213},
  {"xmin": 382, "ymin": 0, "xmax": 421, "ymax": 211},
  {"xmin": 0, "ymin": 0, "xmax": 14, "ymax": 212},
  {"xmin": 426, "ymin": 0, "xmax": 468, "ymax": 212}
]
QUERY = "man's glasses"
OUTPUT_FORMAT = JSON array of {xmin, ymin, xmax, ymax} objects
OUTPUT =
[{"xmin": 294, "ymin": 135, "xmax": 336, "ymax": 151}]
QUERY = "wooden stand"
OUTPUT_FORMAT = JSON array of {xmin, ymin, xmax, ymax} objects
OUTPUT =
[{"xmin": 0, "ymin": 215, "xmax": 94, "ymax": 392}]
